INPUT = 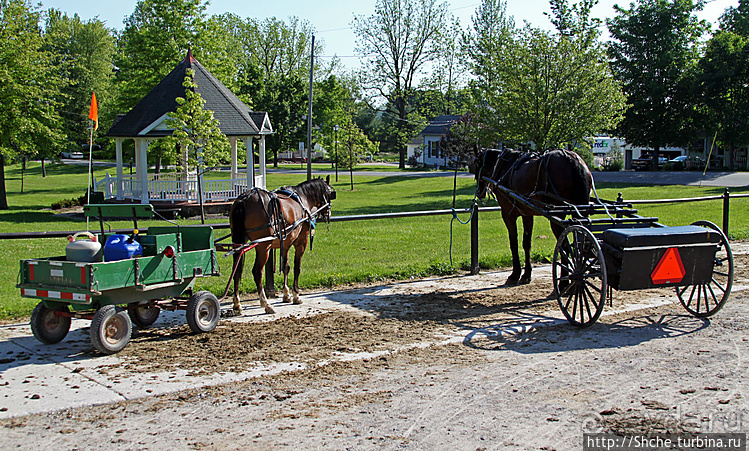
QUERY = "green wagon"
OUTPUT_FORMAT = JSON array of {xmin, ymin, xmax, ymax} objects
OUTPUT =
[{"xmin": 17, "ymin": 204, "xmax": 221, "ymax": 354}]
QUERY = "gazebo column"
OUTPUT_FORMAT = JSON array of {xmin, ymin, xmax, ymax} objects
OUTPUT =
[
  {"xmin": 115, "ymin": 139, "xmax": 124, "ymax": 200},
  {"xmin": 134, "ymin": 138, "xmax": 149, "ymax": 204},
  {"xmin": 243, "ymin": 137, "xmax": 255, "ymax": 189},
  {"xmin": 259, "ymin": 135, "xmax": 267, "ymax": 189},
  {"xmin": 230, "ymin": 137, "xmax": 238, "ymax": 180}
]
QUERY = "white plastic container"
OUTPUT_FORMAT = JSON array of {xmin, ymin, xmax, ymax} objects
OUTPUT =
[{"xmin": 66, "ymin": 232, "xmax": 102, "ymax": 262}]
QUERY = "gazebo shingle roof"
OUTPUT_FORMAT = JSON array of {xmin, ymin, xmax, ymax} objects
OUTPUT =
[{"xmin": 107, "ymin": 50, "xmax": 272, "ymax": 138}]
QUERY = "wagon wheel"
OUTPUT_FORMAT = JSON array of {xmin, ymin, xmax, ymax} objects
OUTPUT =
[
  {"xmin": 186, "ymin": 291, "xmax": 220, "ymax": 333},
  {"xmin": 30, "ymin": 302, "xmax": 71, "ymax": 344},
  {"xmin": 552, "ymin": 225, "xmax": 607, "ymax": 328},
  {"xmin": 128, "ymin": 304, "xmax": 160, "ymax": 328},
  {"xmin": 676, "ymin": 220, "xmax": 733, "ymax": 318},
  {"xmin": 90, "ymin": 305, "xmax": 132, "ymax": 355}
]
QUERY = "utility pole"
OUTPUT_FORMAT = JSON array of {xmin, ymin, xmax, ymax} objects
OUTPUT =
[
  {"xmin": 334, "ymin": 124, "xmax": 339, "ymax": 182},
  {"xmin": 306, "ymin": 35, "xmax": 315, "ymax": 181}
]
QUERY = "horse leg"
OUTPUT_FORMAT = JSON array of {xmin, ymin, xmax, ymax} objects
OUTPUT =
[
  {"xmin": 503, "ymin": 213, "xmax": 522, "ymax": 285},
  {"xmin": 520, "ymin": 215, "xmax": 534, "ymax": 284},
  {"xmin": 291, "ymin": 240, "xmax": 308, "ymax": 305},
  {"xmin": 550, "ymin": 218, "xmax": 570, "ymax": 294},
  {"xmin": 231, "ymin": 253, "xmax": 245, "ymax": 313},
  {"xmin": 253, "ymin": 248, "xmax": 275, "ymax": 314},
  {"xmin": 281, "ymin": 246, "xmax": 293, "ymax": 303}
]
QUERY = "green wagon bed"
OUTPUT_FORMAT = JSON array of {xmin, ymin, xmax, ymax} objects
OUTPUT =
[{"xmin": 18, "ymin": 204, "xmax": 222, "ymax": 354}]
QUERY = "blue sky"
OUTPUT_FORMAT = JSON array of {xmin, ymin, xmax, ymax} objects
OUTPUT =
[{"xmin": 41, "ymin": 0, "xmax": 739, "ymax": 69}]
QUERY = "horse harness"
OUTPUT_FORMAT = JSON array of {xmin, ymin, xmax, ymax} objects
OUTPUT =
[
  {"xmin": 489, "ymin": 149, "xmax": 572, "ymax": 215},
  {"xmin": 241, "ymin": 186, "xmax": 330, "ymax": 253}
]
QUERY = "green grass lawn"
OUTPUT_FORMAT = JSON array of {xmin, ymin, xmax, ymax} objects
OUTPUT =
[{"xmin": 1, "ymin": 160, "xmax": 747, "ymax": 321}]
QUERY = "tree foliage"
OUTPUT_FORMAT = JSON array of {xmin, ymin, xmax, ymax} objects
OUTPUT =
[
  {"xmin": 607, "ymin": 0, "xmax": 706, "ymax": 162},
  {"xmin": 464, "ymin": 0, "xmax": 625, "ymax": 153},
  {"xmin": 44, "ymin": 11, "xmax": 116, "ymax": 149},
  {"xmin": 697, "ymin": 10, "xmax": 749, "ymax": 166},
  {"xmin": 0, "ymin": 0, "xmax": 64, "ymax": 208},
  {"xmin": 115, "ymin": 0, "xmax": 209, "ymax": 112},
  {"xmin": 164, "ymin": 69, "xmax": 229, "ymax": 170}
]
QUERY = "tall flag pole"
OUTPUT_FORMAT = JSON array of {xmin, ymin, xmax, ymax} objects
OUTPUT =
[{"xmin": 87, "ymin": 92, "xmax": 98, "ymax": 228}]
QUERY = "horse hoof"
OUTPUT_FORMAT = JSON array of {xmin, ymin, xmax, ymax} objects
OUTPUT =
[
  {"xmin": 293, "ymin": 298, "xmax": 302, "ymax": 305},
  {"xmin": 264, "ymin": 306, "xmax": 276, "ymax": 314},
  {"xmin": 505, "ymin": 277, "xmax": 519, "ymax": 286},
  {"xmin": 519, "ymin": 277, "xmax": 531, "ymax": 285},
  {"xmin": 282, "ymin": 295, "xmax": 292, "ymax": 303}
]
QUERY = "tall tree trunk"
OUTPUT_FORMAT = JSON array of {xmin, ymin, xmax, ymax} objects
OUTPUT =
[
  {"xmin": 41, "ymin": 158, "xmax": 46, "ymax": 177},
  {"xmin": 397, "ymin": 96, "xmax": 407, "ymax": 170},
  {"xmin": 0, "ymin": 154, "xmax": 8, "ymax": 209}
]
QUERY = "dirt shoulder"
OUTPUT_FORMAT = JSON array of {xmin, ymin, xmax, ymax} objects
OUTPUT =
[{"xmin": 1, "ymin": 245, "xmax": 748, "ymax": 450}]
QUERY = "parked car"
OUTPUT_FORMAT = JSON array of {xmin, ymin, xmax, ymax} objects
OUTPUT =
[
  {"xmin": 668, "ymin": 155, "xmax": 705, "ymax": 170},
  {"xmin": 631, "ymin": 154, "xmax": 667, "ymax": 171},
  {"xmin": 60, "ymin": 151, "xmax": 84, "ymax": 159}
]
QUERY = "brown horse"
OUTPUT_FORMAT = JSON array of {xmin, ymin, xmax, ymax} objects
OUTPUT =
[
  {"xmin": 229, "ymin": 177, "xmax": 334, "ymax": 314},
  {"xmin": 471, "ymin": 148, "xmax": 592, "ymax": 285}
]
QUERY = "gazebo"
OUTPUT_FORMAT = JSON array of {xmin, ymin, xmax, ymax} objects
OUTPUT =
[{"xmin": 100, "ymin": 49, "xmax": 273, "ymax": 208}]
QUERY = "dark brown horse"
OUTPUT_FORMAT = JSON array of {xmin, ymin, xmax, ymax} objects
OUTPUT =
[
  {"xmin": 471, "ymin": 148, "xmax": 592, "ymax": 285},
  {"xmin": 229, "ymin": 177, "xmax": 334, "ymax": 314}
]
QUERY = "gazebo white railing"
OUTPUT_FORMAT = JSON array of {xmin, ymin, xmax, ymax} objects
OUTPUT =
[{"xmin": 95, "ymin": 173, "xmax": 263, "ymax": 203}]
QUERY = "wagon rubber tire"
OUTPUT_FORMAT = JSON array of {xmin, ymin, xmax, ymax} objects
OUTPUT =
[
  {"xmin": 676, "ymin": 220, "xmax": 733, "ymax": 318},
  {"xmin": 552, "ymin": 225, "xmax": 608, "ymax": 328},
  {"xmin": 30, "ymin": 302, "xmax": 71, "ymax": 344},
  {"xmin": 186, "ymin": 291, "xmax": 220, "ymax": 333},
  {"xmin": 128, "ymin": 304, "xmax": 160, "ymax": 328},
  {"xmin": 90, "ymin": 305, "xmax": 132, "ymax": 355}
]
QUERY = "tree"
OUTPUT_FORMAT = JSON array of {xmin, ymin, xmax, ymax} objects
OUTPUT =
[
  {"xmin": 164, "ymin": 69, "xmax": 229, "ymax": 222},
  {"xmin": 421, "ymin": 18, "xmax": 467, "ymax": 115},
  {"xmin": 352, "ymin": 0, "xmax": 450, "ymax": 168},
  {"xmin": 698, "ymin": 30, "xmax": 749, "ymax": 169},
  {"xmin": 462, "ymin": 0, "xmax": 516, "ymax": 147},
  {"xmin": 44, "ymin": 11, "xmax": 116, "ymax": 152},
  {"xmin": 0, "ymin": 0, "xmax": 64, "ymax": 209},
  {"xmin": 719, "ymin": 0, "xmax": 749, "ymax": 35},
  {"xmin": 230, "ymin": 16, "xmax": 319, "ymax": 165},
  {"xmin": 115, "ymin": 0, "xmax": 209, "ymax": 112},
  {"xmin": 465, "ymin": 0, "xmax": 625, "ymax": 153},
  {"xmin": 608, "ymin": 0, "xmax": 706, "ymax": 169},
  {"xmin": 339, "ymin": 118, "xmax": 377, "ymax": 190}
]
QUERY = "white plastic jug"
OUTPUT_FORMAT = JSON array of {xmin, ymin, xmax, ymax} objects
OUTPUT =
[{"xmin": 66, "ymin": 231, "xmax": 103, "ymax": 262}]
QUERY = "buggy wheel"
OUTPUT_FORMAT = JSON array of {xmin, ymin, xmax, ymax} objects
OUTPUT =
[
  {"xmin": 30, "ymin": 302, "xmax": 71, "ymax": 344},
  {"xmin": 128, "ymin": 304, "xmax": 160, "ymax": 327},
  {"xmin": 90, "ymin": 305, "xmax": 132, "ymax": 355},
  {"xmin": 553, "ymin": 225, "xmax": 607, "ymax": 328},
  {"xmin": 676, "ymin": 220, "xmax": 733, "ymax": 318},
  {"xmin": 186, "ymin": 291, "xmax": 220, "ymax": 333}
]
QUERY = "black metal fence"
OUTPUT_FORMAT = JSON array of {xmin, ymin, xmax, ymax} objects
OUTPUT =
[{"xmin": 1, "ymin": 187, "xmax": 746, "ymax": 255}]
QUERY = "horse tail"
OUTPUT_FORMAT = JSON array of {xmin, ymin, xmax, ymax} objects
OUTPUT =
[{"xmin": 230, "ymin": 195, "xmax": 248, "ymax": 245}]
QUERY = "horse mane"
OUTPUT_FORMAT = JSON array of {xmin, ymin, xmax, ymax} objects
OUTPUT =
[{"xmin": 291, "ymin": 178, "xmax": 328, "ymax": 206}]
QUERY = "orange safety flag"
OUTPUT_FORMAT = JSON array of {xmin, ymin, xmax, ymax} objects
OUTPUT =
[{"xmin": 89, "ymin": 92, "xmax": 98, "ymax": 130}]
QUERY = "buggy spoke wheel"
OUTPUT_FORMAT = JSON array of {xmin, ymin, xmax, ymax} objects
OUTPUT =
[
  {"xmin": 676, "ymin": 221, "xmax": 733, "ymax": 318},
  {"xmin": 553, "ymin": 225, "xmax": 607, "ymax": 328}
]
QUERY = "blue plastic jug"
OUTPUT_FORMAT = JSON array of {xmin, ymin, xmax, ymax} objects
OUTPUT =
[{"xmin": 104, "ymin": 234, "xmax": 143, "ymax": 262}]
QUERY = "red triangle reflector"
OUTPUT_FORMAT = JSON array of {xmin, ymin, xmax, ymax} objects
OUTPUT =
[{"xmin": 651, "ymin": 247, "xmax": 686, "ymax": 284}]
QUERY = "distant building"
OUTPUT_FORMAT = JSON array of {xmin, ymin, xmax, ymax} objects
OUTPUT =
[{"xmin": 407, "ymin": 115, "xmax": 462, "ymax": 167}]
